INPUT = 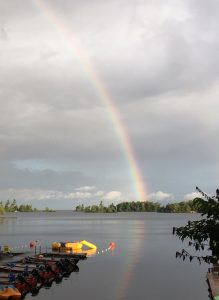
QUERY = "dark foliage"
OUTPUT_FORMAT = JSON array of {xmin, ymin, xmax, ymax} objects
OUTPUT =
[{"xmin": 173, "ymin": 187, "xmax": 219, "ymax": 264}]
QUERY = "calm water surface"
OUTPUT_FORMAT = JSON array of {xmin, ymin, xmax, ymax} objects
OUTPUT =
[{"xmin": 0, "ymin": 211, "xmax": 209, "ymax": 300}]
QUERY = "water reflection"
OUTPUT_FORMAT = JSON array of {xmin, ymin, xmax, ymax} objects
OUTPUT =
[
  {"xmin": 0, "ymin": 212, "xmax": 209, "ymax": 300},
  {"xmin": 115, "ymin": 220, "xmax": 145, "ymax": 300}
]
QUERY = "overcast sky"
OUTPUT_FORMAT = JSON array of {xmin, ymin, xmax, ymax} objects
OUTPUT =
[{"xmin": 0, "ymin": 0, "xmax": 219, "ymax": 208}]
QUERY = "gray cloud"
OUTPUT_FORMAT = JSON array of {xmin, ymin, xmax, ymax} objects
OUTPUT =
[
  {"xmin": 0, "ymin": 0, "xmax": 218, "ymax": 207},
  {"xmin": 0, "ymin": 27, "xmax": 8, "ymax": 41},
  {"xmin": 0, "ymin": 161, "xmax": 90, "ymax": 190}
]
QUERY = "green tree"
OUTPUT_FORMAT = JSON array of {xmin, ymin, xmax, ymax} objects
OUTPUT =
[
  {"xmin": 84, "ymin": 205, "xmax": 91, "ymax": 212},
  {"xmin": 44, "ymin": 207, "xmax": 54, "ymax": 212},
  {"xmin": 10, "ymin": 199, "xmax": 18, "ymax": 212},
  {"xmin": 106, "ymin": 203, "xmax": 117, "ymax": 213},
  {"xmin": 75, "ymin": 204, "xmax": 84, "ymax": 212},
  {"xmin": 173, "ymin": 187, "xmax": 219, "ymax": 264},
  {"xmin": 18, "ymin": 204, "xmax": 35, "ymax": 212},
  {"xmin": 4, "ymin": 200, "xmax": 10, "ymax": 212},
  {"xmin": 98, "ymin": 201, "xmax": 104, "ymax": 213},
  {"xmin": 0, "ymin": 202, "xmax": 5, "ymax": 215},
  {"xmin": 91, "ymin": 205, "xmax": 99, "ymax": 213}
]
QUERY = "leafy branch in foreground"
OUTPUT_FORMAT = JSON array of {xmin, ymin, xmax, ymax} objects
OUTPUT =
[{"xmin": 173, "ymin": 186, "xmax": 219, "ymax": 264}]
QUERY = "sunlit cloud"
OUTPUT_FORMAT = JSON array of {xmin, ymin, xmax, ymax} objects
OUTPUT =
[
  {"xmin": 183, "ymin": 192, "xmax": 202, "ymax": 201},
  {"xmin": 0, "ymin": 188, "xmax": 127, "ymax": 204},
  {"xmin": 102, "ymin": 191, "xmax": 124, "ymax": 201},
  {"xmin": 94, "ymin": 190, "xmax": 105, "ymax": 197},
  {"xmin": 148, "ymin": 191, "xmax": 174, "ymax": 202},
  {"xmin": 75, "ymin": 186, "xmax": 96, "ymax": 192}
]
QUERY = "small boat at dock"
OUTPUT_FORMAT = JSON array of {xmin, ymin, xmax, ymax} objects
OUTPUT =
[{"xmin": 0, "ymin": 284, "xmax": 21, "ymax": 300}]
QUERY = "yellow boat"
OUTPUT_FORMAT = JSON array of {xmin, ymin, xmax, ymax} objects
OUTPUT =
[
  {"xmin": 0, "ymin": 285, "xmax": 21, "ymax": 300},
  {"xmin": 52, "ymin": 240, "xmax": 97, "ymax": 252}
]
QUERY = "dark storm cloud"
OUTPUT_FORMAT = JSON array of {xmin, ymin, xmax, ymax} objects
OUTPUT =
[{"xmin": 0, "ymin": 161, "xmax": 89, "ymax": 190}]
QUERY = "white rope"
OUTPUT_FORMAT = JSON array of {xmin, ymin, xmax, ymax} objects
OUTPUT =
[
  {"xmin": 3, "ymin": 241, "xmax": 114, "ymax": 256},
  {"xmin": 93, "ymin": 244, "xmax": 114, "ymax": 257},
  {"xmin": 1, "ymin": 242, "xmax": 35, "ymax": 252}
]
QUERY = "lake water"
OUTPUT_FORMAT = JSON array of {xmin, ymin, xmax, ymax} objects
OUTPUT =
[{"xmin": 0, "ymin": 211, "xmax": 209, "ymax": 300}]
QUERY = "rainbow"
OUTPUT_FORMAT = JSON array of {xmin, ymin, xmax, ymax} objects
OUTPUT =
[{"xmin": 32, "ymin": 0, "xmax": 147, "ymax": 201}]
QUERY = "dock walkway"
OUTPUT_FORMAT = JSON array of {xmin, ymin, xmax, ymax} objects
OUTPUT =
[{"xmin": 207, "ymin": 268, "xmax": 219, "ymax": 300}]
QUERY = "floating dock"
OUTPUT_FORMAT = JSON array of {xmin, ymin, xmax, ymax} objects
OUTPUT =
[{"xmin": 52, "ymin": 240, "xmax": 97, "ymax": 251}]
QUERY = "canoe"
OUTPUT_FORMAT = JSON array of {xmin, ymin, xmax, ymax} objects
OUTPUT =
[
  {"xmin": 42, "ymin": 252, "xmax": 87, "ymax": 261},
  {"xmin": 22, "ymin": 256, "xmax": 78, "ymax": 267},
  {"xmin": 0, "ymin": 266, "xmax": 55, "ymax": 285},
  {"xmin": 0, "ymin": 280, "xmax": 39, "ymax": 297}
]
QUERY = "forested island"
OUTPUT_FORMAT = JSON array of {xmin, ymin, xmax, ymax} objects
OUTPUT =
[
  {"xmin": 75, "ymin": 199, "xmax": 201, "ymax": 213},
  {"xmin": 0, "ymin": 199, "xmax": 54, "ymax": 214}
]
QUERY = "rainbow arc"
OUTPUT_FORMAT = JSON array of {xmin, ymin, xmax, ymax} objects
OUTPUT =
[{"xmin": 33, "ymin": 0, "xmax": 148, "ymax": 201}]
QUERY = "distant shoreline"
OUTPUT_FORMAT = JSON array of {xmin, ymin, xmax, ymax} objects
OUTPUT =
[
  {"xmin": 75, "ymin": 199, "xmax": 201, "ymax": 214},
  {"xmin": 0, "ymin": 215, "xmax": 17, "ymax": 218}
]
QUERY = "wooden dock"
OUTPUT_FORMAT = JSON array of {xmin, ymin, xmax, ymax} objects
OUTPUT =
[
  {"xmin": 0, "ymin": 251, "xmax": 87, "ymax": 299},
  {"xmin": 207, "ymin": 267, "xmax": 219, "ymax": 300}
]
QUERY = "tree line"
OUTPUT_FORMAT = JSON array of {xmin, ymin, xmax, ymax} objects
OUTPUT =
[
  {"xmin": 0, "ymin": 200, "xmax": 56, "ymax": 214},
  {"xmin": 0, "ymin": 199, "xmax": 37, "ymax": 214},
  {"xmin": 75, "ymin": 199, "xmax": 201, "ymax": 213}
]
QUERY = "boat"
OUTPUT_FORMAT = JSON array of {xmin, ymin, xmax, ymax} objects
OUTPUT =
[
  {"xmin": 0, "ymin": 265, "xmax": 55, "ymax": 287},
  {"xmin": 0, "ymin": 273, "xmax": 40, "ymax": 297},
  {"xmin": 42, "ymin": 252, "xmax": 87, "ymax": 261},
  {"xmin": 21, "ymin": 255, "xmax": 78, "ymax": 266}
]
